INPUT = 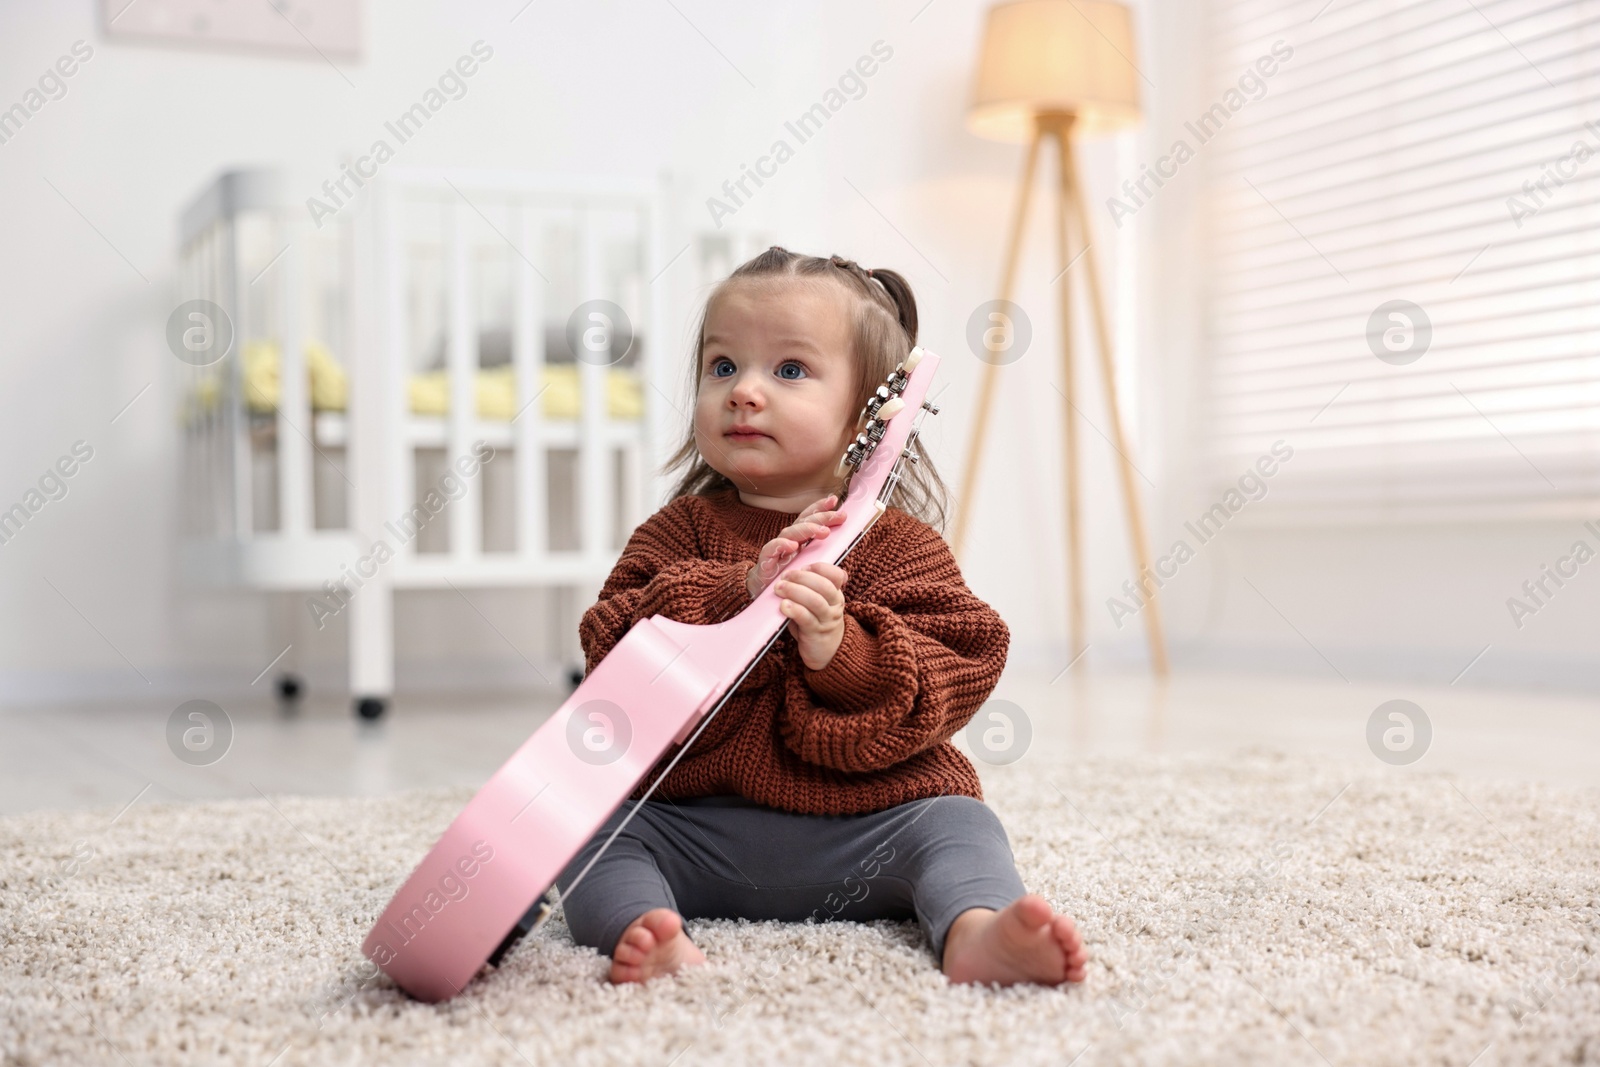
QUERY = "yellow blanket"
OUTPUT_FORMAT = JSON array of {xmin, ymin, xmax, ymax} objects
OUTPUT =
[{"xmin": 229, "ymin": 340, "xmax": 643, "ymax": 421}]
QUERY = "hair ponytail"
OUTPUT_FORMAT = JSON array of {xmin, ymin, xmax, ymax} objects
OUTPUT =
[{"xmin": 864, "ymin": 266, "xmax": 917, "ymax": 345}]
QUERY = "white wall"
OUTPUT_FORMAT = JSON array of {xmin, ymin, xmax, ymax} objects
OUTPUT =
[
  {"xmin": 1, "ymin": 0, "xmax": 1588, "ymax": 709},
  {"xmin": 0, "ymin": 0, "xmax": 1150, "ymax": 706}
]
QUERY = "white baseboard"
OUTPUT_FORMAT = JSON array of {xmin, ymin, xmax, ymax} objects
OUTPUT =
[
  {"xmin": 0, "ymin": 656, "xmax": 576, "ymax": 710},
  {"xmin": 1005, "ymin": 636, "xmax": 1600, "ymax": 693}
]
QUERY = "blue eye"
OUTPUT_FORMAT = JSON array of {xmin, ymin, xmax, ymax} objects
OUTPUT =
[
  {"xmin": 777, "ymin": 362, "xmax": 806, "ymax": 380},
  {"xmin": 710, "ymin": 358, "xmax": 734, "ymax": 377}
]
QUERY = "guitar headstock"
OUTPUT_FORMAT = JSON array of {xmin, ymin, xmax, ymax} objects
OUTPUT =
[{"xmin": 835, "ymin": 346, "xmax": 940, "ymax": 504}]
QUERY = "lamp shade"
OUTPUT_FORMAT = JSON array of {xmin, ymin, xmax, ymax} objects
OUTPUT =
[{"xmin": 968, "ymin": 0, "xmax": 1142, "ymax": 142}]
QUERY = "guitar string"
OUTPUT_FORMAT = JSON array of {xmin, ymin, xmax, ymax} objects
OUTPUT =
[
  {"xmin": 528, "ymin": 400, "xmax": 930, "ymax": 939},
  {"xmin": 536, "ymin": 521, "xmax": 873, "ymax": 933},
  {"xmin": 579, "ymin": 411, "xmax": 924, "ymax": 828}
]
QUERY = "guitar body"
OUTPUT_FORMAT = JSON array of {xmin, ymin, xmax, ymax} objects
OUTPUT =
[{"xmin": 363, "ymin": 347, "xmax": 942, "ymax": 1002}]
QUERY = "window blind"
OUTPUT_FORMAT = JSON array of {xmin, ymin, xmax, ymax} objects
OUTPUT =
[{"xmin": 1203, "ymin": 0, "xmax": 1600, "ymax": 521}]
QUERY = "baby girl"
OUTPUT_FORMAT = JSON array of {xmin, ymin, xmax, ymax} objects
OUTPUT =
[{"xmin": 554, "ymin": 247, "xmax": 1087, "ymax": 988}]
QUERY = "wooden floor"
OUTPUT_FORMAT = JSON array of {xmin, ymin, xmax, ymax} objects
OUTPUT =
[{"xmin": 2, "ymin": 669, "xmax": 1596, "ymax": 816}]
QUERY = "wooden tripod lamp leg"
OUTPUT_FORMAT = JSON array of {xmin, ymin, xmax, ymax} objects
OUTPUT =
[
  {"xmin": 951, "ymin": 125, "xmax": 1044, "ymax": 561},
  {"xmin": 1060, "ymin": 131, "xmax": 1170, "ymax": 677},
  {"xmin": 1051, "ymin": 127, "xmax": 1086, "ymax": 664}
]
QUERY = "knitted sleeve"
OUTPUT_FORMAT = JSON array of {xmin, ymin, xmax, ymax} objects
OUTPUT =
[
  {"xmin": 578, "ymin": 498, "xmax": 755, "ymax": 673},
  {"xmin": 778, "ymin": 512, "xmax": 1010, "ymax": 773}
]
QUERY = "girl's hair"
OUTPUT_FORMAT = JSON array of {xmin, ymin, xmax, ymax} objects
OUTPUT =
[{"xmin": 660, "ymin": 246, "xmax": 951, "ymax": 532}]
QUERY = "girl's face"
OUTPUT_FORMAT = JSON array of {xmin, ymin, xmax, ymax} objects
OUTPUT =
[{"xmin": 694, "ymin": 279, "xmax": 859, "ymax": 512}]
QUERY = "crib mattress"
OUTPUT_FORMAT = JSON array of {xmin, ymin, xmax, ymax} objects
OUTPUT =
[{"xmin": 187, "ymin": 340, "xmax": 645, "ymax": 422}]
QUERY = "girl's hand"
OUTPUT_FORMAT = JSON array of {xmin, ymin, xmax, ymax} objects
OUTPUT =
[
  {"xmin": 746, "ymin": 494, "xmax": 846, "ymax": 600},
  {"xmin": 774, "ymin": 561, "xmax": 849, "ymax": 671}
]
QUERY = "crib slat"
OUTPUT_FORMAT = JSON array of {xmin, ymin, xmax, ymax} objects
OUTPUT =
[
  {"xmin": 447, "ymin": 200, "xmax": 481, "ymax": 561},
  {"xmin": 221, "ymin": 221, "xmax": 252, "ymax": 539},
  {"xmin": 513, "ymin": 203, "xmax": 547, "ymax": 559},
  {"xmin": 383, "ymin": 185, "xmax": 413, "ymax": 560},
  {"xmin": 578, "ymin": 208, "xmax": 612, "ymax": 560},
  {"xmin": 641, "ymin": 189, "xmax": 666, "ymax": 522},
  {"xmin": 349, "ymin": 185, "xmax": 394, "ymax": 701},
  {"xmin": 279, "ymin": 222, "xmax": 312, "ymax": 536}
]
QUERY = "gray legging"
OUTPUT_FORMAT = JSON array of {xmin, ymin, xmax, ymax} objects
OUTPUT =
[{"xmin": 553, "ymin": 792, "xmax": 1027, "ymax": 966}]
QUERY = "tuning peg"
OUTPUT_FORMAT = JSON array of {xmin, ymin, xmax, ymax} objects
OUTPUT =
[
  {"xmin": 921, "ymin": 400, "xmax": 940, "ymax": 415},
  {"xmin": 858, "ymin": 385, "xmax": 894, "ymax": 427},
  {"xmin": 837, "ymin": 434, "xmax": 871, "ymax": 475},
  {"xmin": 876, "ymin": 397, "xmax": 905, "ymax": 421},
  {"xmin": 900, "ymin": 347, "xmax": 923, "ymax": 373}
]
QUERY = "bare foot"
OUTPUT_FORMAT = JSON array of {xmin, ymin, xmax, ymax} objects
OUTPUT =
[
  {"xmin": 609, "ymin": 908, "xmax": 707, "ymax": 984},
  {"xmin": 940, "ymin": 894, "xmax": 1089, "ymax": 986}
]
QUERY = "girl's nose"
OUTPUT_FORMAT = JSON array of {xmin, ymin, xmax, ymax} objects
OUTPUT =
[{"xmin": 728, "ymin": 374, "xmax": 764, "ymax": 407}]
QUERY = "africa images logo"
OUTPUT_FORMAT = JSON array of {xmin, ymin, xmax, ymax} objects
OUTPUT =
[{"xmin": 367, "ymin": 840, "xmax": 495, "ymax": 966}]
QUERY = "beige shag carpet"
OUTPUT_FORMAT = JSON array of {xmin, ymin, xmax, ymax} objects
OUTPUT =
[{"xmin": 2, "ymin": 752, "xmax": 1597, "ymax": 1067}]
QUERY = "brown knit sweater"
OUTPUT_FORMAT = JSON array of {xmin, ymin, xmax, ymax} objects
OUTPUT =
[{"xmin": 577, "ymin": 486, "xmax": 1010, "ymax": 816}]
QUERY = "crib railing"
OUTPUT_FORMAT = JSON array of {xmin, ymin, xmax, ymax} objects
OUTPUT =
[
  {"xmin": 177, "ymin": 167, "xmax": 676, "ymax": 717},
  {"xmin": 368, "ymin": 169, "xmax": 666, "ymax": 577}
]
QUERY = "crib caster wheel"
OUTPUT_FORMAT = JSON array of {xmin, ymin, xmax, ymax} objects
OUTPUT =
[
  {"xmin": 276, "ymin": 673, "xmax": 304, "ymax": 703},
  {"xmin": 566, "ymin": 666, "xmax": 584, "ymax": 691},
  {"xmin": 355, "ymin": 696, "xmax": 388, "ymax": 721}
]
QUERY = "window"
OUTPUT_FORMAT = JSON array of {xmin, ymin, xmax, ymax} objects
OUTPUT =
[{"xmin": 1204, "ymin": 0, "xmax": 1600, "ymax": 521}]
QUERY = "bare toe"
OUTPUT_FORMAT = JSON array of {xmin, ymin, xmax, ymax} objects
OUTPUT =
[
  {"xmin": 943, "ymin": 895, "xmax": 1086, "ymax": 988},
  {"xmin": 639, "ymin": 908, "xmax": 684, "ymax": 944},
  {"xmin": 613, "ymin": 924, "xmax": 656, "ymax": 966},
  {"xmin": 1056, "ymin": 916, "xmax": 1089, "ymax": 982},
  {"xmin": 608, "ymin": 908, "xmax": 707, "ymax": 984},
  {"xmin": 1013, "ymin": 893, "xmax": 1053, "ymax": 927}
]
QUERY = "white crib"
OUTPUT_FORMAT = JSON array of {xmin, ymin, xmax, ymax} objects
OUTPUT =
[{"xmin": 176, "ymin": 166, "xmax": 765, "ymax": 718}]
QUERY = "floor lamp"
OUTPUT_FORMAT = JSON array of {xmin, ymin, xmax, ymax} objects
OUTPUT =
[{"xmin": 955, "ymin": 0, "xmax": 1168, "ymax": 675}]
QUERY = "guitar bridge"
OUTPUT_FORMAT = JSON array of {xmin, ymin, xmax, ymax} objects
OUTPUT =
[{"xmin": 488, "ymin": 887, "xmax": 558, "ymax": 967}]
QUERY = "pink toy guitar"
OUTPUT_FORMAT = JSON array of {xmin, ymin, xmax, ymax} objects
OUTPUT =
[{"xmin": 363, "ymin": 347, "xmax": 942, "ymax": 1001}]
